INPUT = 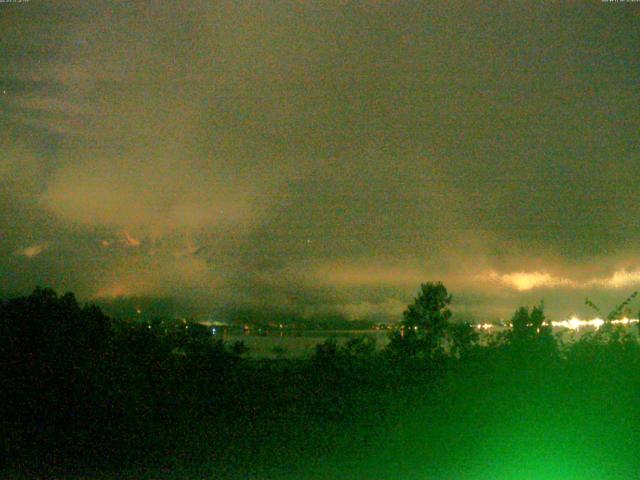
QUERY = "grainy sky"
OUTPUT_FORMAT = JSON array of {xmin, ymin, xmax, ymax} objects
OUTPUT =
[{"xmin": 1, "ymin": 1, "xmax": 639, "ymax": 321}]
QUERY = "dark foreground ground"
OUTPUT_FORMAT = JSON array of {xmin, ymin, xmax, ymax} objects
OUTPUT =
[
  {"xmin": 4, "ymin": 351, "xmax": 640, "ymax": 480},
  {"xmin": 2, "ymin": 289, "xmax": 640, "ymax": 479}
]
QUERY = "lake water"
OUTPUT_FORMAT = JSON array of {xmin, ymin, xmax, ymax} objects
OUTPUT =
[
  {"xmin": 211, "ymin": 323, "xmax": 640, "ymax": 358},
  {"xmin": 216, "ymin": 329, "xmax": 390, "ymax": 358}
]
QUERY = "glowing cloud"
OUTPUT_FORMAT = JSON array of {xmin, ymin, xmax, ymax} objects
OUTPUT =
[
  {"xmin": 94, "ymin": 283, "xmax": 131, "ymax": 299},
  {"xmin": 587, "ymin": 269, "xmax": 640, "ymax": 289},
  {"xmin": 15, "ymin": 243, "xmax": 47, "ymax": 259},
  {"xmin": 123, "ymin": 231, "xmax": 141, "ymax": 247},
  {"xmin": 1, "ymin": 1, "xmax": 638, "ymax": 322},
  {"xmin": 483, "ymin": 270, "xmax": 577, "ymax": 291},
  {"xmin": 483, "ymin": 268, "xmax": 640, "ymax": 291}
]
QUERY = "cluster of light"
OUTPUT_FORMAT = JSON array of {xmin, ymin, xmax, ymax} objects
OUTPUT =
[
  {"xmin": 550, "ymin": 317, "xmax": 639, "ymax": 331},
  {"xmin": 474, "ymin": 317, "xmax": 639, "ymax": 332},
  {"xmin": 611, "ymin": 317, "xmax": 639, "ymax": 326},
  {"xmin": 550, "ymin": 317, "xmax": 604, "ymax": 331},
  {"xmin": 475, "ymin": 323, "xmax": 495, "ymax": 330}
]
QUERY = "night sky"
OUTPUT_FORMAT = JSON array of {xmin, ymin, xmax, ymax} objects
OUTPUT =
[{"xmin": 1, "ymin": 1, "xmax": 639, "ymax": 322}]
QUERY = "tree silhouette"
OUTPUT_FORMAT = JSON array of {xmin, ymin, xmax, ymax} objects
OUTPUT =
[
  {"xmin": 507, "ymin": 302, "xmax": 557, "ymax": 359},
  {"xmin": 0, "ymin": 287, "xmax": 110, "ymax": 375},
  {"xmin": 0, "ymin": 287, "xmax": 112, "ymax": 457},
  {"xmin": 388, "ymin": 282, "xmax": 452, "ymax": 359},
  {"xmin": 448, "ymin": 321, "xmax": 479, "ymax": 359}
]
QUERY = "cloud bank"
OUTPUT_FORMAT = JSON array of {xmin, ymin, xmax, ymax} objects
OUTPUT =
[{"xmin": 1, "ymin": 1, "xmax": 639, "ymax": 321}]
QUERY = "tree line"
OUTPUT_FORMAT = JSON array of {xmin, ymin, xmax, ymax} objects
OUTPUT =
[{"xmin": 1, "ymin": 283, "xmax": 640, "ymax": 477}]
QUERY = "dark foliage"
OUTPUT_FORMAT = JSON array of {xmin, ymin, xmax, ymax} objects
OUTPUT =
[{"xmin": 2, "ymin": 285, "xmax": 640, "ymax": 479}]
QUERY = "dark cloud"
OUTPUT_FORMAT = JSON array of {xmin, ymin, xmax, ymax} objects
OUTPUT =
[{"xmin": 1, "ymin": 1, "xmax": 639, "ymax": 321}]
